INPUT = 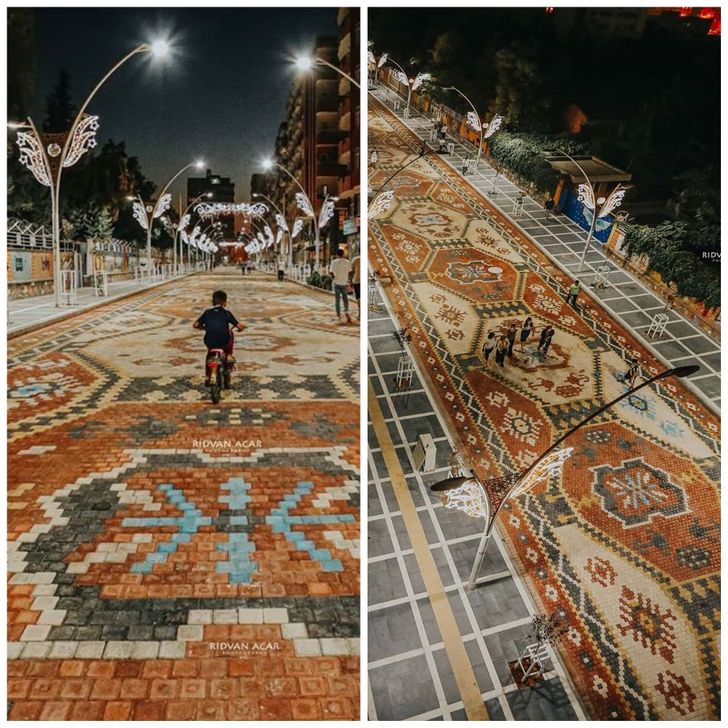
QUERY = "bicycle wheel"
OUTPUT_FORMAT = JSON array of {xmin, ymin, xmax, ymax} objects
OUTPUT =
[{"xmin": 210, "ymin": 361, "xmax": 222, "ymax": 404}]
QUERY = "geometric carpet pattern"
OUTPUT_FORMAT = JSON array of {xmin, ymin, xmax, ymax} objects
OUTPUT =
[
  {"xmin": 8, "ymin": 271, "xmax": 360, "ymax": 721},
  {"xmin": 369, "ymin": 100, "xmax": 720, "ymax": 720}
]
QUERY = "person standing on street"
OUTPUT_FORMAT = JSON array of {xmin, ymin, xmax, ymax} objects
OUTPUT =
[
  {"xmin": 506, "ymin": 323, "xmax": 518, "ymax": 358},
  {"xmin": 370, "ymin": 147, "xmax": 379, "ymax": 167},
  {"xmin": 277, "ymin": 257, "xmax": 285, "ymax": 282},
  {"xmin": 482, "ymin": 330, "xmax": 496, "ymax": 367},
  {"xmin": 566, "ymin": 280, "xmax": 581, "ymax": 308},
  {"xmin": 495, "ymin": 335, "xmax": 509, "ymax": 367},
  {"xmin": 544, "ymin": 196, "xmax": 555, "ymax": 220},
  {"xmin": 329, "ymin": 248, "xmax": 353, "ymax": 325},
  {"xmin": 519, "ymin": 316, "xmax": 534, "ymax": 351},
  {"xmin": 350, "ymin": 253, "xmax": 361, "ymax": 321},
  {"xmin": 538, "ymin": 326, "xmax": 555, "ymax": 357}
]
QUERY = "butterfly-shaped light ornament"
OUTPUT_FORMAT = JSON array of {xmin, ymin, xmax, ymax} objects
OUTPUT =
[
  {"xmin": 63, "ymin": 114, "xmax": 99, "ymax": 168},
  {"xmin": 411, "ymin": 72, "xmax": 431, "ymax": 91},
  {"xmin": 466, "ymin": 111, "xmax": 482, "ymax": 133},
  {"xmin": 368, "ymin": 50, "xmax": 376, "ymax": 65},
  {"xmin": 369, "ymin": 190, "xmax": 395, "ymax": 219},
  {"xmin": 16, "ymin": 130, "xmax": 51, "ymax": 186},
  {"xmin": 378, "ymin": 52, "xmax": 389, "ymax": 68},
  {"xmin": 510, "ymin": 448, "xmax": 574, "ymax": 499},
  {"xmin": 318, "ymin": 198, "xmax": 335, "ymax": 229},
  {"xmin": 275, "ymin": 227, "xmax": 283, "ymax": 246},
  {"xmin": 262, "ymin": 223, "xmax": 275, "ymax": 248},
  {"xmin": 291, "ymin": 218, "xmax": 303, "ymax": 240},
  {"xmin": 295, "ymin": 192, "xmax": 314, "ymax": 218},
  {"xmin": 153, "ymin": 193, "xmax": 172, "ymax": 218},
  {"xmin": 484, "ymin": 113, "xmax": 503, "ymax": 139},
  {"xmin": 132, "ymin": 200, "xmax": 149, "ymax": 231},
  {"xmin": 392, "ymin": 69, "xmax": 408, "ymax": 87},
  {"xmin": 178, "ymin": 213, "xmax": 191, "ymax": 231},
  {"xmin": 274, "ymin": 213, "xmax": 289, "ymax": 233}
]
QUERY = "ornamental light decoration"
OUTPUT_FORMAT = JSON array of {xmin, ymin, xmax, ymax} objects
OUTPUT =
[
  {"xmin": 62, "ymin": 114, "xmax": 99, "ymax": 168},
  {"xmin": 195, "ymin": 201, "xmax": 268, "ymax": 217},
  {"xmin": 411, "ymin": 72, "xmax": 431, "ymax": 91},
  {"xmin": 132, "ymin": 200, "xmax": 149, "ymax": 230},
  {"xmin": 274, "ymin": 213, "xmax": 289, "ymax": 233},
  {"xmin": 577, "ymin": 183, "xmax": 596, "ymax": 211},
  {"xmin": 484, "ymin": 113, "xmax": 503, "ymax": 139},
  {"xmin": 378, "ymin": 52, "xmax": 388, "ymax": 68},
  {"xmin": 295, "ymin": 192, "xmax": 314, "ymax": 219},
  {"xmin": 291, "ymin": 218, "xmax": 303, "ymax": 240},
  {"xmin": 153, "ymin": 193, "xmax": 172, "ymax": 218},
  {"xmin": 445, "ymin": 480, "xmax": 490, "ymax": 520},
  {"xmin": 369, "ymin": 189, "xmax": 395, "ymax": 219},
  {"xmin": 368, "ymin": 50, "xmax": 376, "ymax": 65},
  {"xmin": 318, "ymin": 198, "xmax": 335, "ymax": 230},
  {"xmin": 16, "ymin": 131, "xmax": 51, "ymax": 186},
  {"xmin": 598, "ymin": 185, "xmax": 627, "ymax": 218}
]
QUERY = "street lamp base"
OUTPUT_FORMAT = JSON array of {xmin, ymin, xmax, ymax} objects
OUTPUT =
[{"xmin": 464, "ymin": 569, "xmax": 511, "ymax": 591}]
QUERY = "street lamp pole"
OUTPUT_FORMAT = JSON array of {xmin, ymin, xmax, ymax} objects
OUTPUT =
[
  {"xmin": 444, "ymin": 86, "xmax": 483, "ymax": 171},
  {"xmin": 141, "ymin": 161, "xmax": 204, "ymax": 275},
  {"xmin": 263, "ymin": 160, "xmax": 320, "ymax": 271},
  {"xmin": 433, "ymin": 365, "xmax": 699, "ymax": 589},
  {"xmin": 368, "ymin": 144, "xmax": 430, "ymax": 218},
  {"xmin": 10, "ymin": 41, "xmax": 166, "ymax": 306},
  {"xmin": 295, "ymin": 55, "xmax": 360, "ymax": 88},
  {"xmin": 556, "ymin": 149, "xmax": 628, "ymax": 273},
  {"xmin": 252, "ymin": 192, "xmax": 291, "ymax": 271}
]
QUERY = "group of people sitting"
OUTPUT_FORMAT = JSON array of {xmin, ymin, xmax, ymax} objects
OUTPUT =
[{"xmin": 481, "ymin": 317, "xmax": 556, "ymax": 368}]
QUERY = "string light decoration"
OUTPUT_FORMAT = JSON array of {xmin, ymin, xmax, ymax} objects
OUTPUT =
[
  {"xmin": 16, "ymin": 131, "xmax": 51, "ymax": 187},
  {"xmin": 318, "ymin": 198, "xmax": 335, "ymax": 229},
  {"xmin": 194, "ymin": 202, "xmax": 268, "ymax": 217},
  {"xmin": 274, "ymin": 213, "xmax": 289, "ymax": 232},
  {"xmin": 153, "ymin": 193, "xmax": 172, "ymax": 218},
  {"xmin": 369, "ymin": 190, "xmax": 395, "ymax": 218},
  {"xmin": 62, "ymin": 114, "xmax": 99, "ymax": 168},
  {"xmin": 291, "ymin": 218, "xmax": 303, "ymax": 240},
  {"xmin": 132, "ymin": 200, "xmax": 149, "ymax": 231},
  {"xmin": 295, "ymin": 192, "xmax": 314, "ymax": 218},
  {"xmin": 445, "ymin": 481, "xmax": 490, "ymax": 520},
  {"xmin": 509, "ymin": 447, "xmax": 573, "ymax": 498}
]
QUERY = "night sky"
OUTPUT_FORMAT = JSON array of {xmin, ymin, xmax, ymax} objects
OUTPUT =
[{"xmin": 27, "ymin": 7, "xmax": 338, "ymax": 198}]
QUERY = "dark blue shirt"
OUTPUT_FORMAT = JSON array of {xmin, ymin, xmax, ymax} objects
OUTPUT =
[{"xmin": 196, "ymin": 306, "xmax": 239, "ymax": 349}]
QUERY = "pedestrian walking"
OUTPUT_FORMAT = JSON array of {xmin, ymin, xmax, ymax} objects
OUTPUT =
[
  {"xmin": 329, "ymin": 248, "xmax": 353, "ymax": 325},
  {"xmin": 538, "ymin": 326, "xmax": 555, "ymax": 357},
  {"xmin": 277, "ymin": 257, "xmax": 285, "ymax": 282},
  {"xmin": 482, "ymin": 330, "xmax": 496, "ymax": 366},
  {"xmin": 495, "ymin": 335, "xmax": 509, "ymax": 367},
  {"xmin": 544, "ymin": 196, "xmax": 555, "ymax": 220},
  {"xmin": 506, "ymin": 323, "xmax": 517, "ymax": 358},
  {"xmin": 370, "ymin": 147, "xmax": 379, "ymax": 167},
  {"xmin": 519, "ymin": 316, "xmax": 534, "ymax": 351},
  {"xmin": 620, "ymin": 360, "xmax": 640, "ymax": 388},
  {"xmin": 350, "ymin": 254, "xmax": 361, "ymax": 320},
  {"xmin": 566, "ymin": 280, "xmax": 581, "ymax": 308}
]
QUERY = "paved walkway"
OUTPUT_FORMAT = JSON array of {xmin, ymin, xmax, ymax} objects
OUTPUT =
[
  {"xmin": 7, "ymin": 270, "xmax": 360, "ymax": 720},
  {"xmin": 367, "ymin": 286, "xmax": 584, "ymax": 721},
  {"xmin": 8, "ymin": 270, "xmax": 205, "ymax": 337},
  {"xmin": 368, "ymin": 100, "xmax": 720, "ymax": 720},
  {"xmin": 373, "ymin": 85, "xmax": 721, "ymax": 412}
]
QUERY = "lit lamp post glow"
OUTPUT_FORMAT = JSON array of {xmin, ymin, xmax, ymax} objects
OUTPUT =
[
  {"xmin": 556, "ymin": 149, "xmax": 628, "ymax": 272},
  {"xmin": 443, "ymin": 85, "xmax": 502, "ymax": 174},
  {"xmin": 431, "ymin": 364, "xmax": 699, "ymax": 589},
  {"xmin": 384, "ymin": 57, "xmax": 430, "ymax": 116},
  {"xmin": 133, "ymin": 160, "xmax": 205, "ymax": 274},
  {"xmin": 294, "ymin": 54, "xmax": 360, "ymax": 89},
  {"xmin": 9, "ymin": 39, "xmax": 170, "ymax": 306}
]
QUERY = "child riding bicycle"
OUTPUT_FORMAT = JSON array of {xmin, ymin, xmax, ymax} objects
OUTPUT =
[{"xmin": 193, "ymin": 289, "xmax": 244, "ymax": 386}]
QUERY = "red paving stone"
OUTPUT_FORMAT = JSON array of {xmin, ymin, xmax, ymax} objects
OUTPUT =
[
  {"xmin": 369, "ymin": 100, "xmax": 720, "ymax": 720},
  {"xmin": 7, "ymin": 272, "xmax": 360, "ymax": 720}
]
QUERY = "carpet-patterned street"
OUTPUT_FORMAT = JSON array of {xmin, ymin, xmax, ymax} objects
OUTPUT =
[
  {"xmin": 8, "ymin": 270, "xmax": 360, "ymax": 721},
  {"xmin": 368, "ymin": 99, "xmax": 720, "ymax": 720}
]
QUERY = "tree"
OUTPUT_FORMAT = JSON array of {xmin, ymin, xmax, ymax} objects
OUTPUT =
[{"xmin": 43, "ymin": 67, "xmax": 76, "ymax": 133}]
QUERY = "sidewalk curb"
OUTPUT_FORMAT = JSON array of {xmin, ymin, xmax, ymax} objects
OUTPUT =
[
  {"xmin": 8, "ymin": 272, "xmax": 202, "ymax": 340},
  {"xmin": 376, "ymin": 96, "xmax": 721, "ymax": 419}
]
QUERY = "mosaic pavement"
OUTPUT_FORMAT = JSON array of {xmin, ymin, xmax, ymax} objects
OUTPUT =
[
  {"xmin": 368, "ymin": 100, "xmax": 720, "ymax": 721},
  {"xmin": 7, "ymin": 270, "xmax": 360, "ymax": 721}
]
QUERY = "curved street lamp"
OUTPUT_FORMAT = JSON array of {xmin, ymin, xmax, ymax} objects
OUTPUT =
[
  {"xmin": 252, "ymin": 192, "xmax": 292, "ymax": 268},
  {"xmin": 368, "ymin": 143, "xmax": 431, "ymax": 219},
  {"xmin": 132, "ymin": 160, "xmax": 205, "ymax": 274},
  {"xmin": 432, "ymin": 364, "xmax": 699, "ymax": 589},
  {"xmin": 385, "ymin": 56, "xmax": 431, "ymax": 115},
  {"xmin": 294, "ymin": 54, "xmax": 360, "ymax": 89},
  {"xmin": 261, "ymin": 158, "xmax": 336, "ymax": 272},
  {"xmin": 9, "ymin": 40, "xmax": 170, "ymax": 306},
  {"xmin": 554, "ymin": 149, "xmax": 629, "ymax": 272},
  {"xmin": 443, "ymin": 85, "xmax": 503, "ymax": 174}
]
